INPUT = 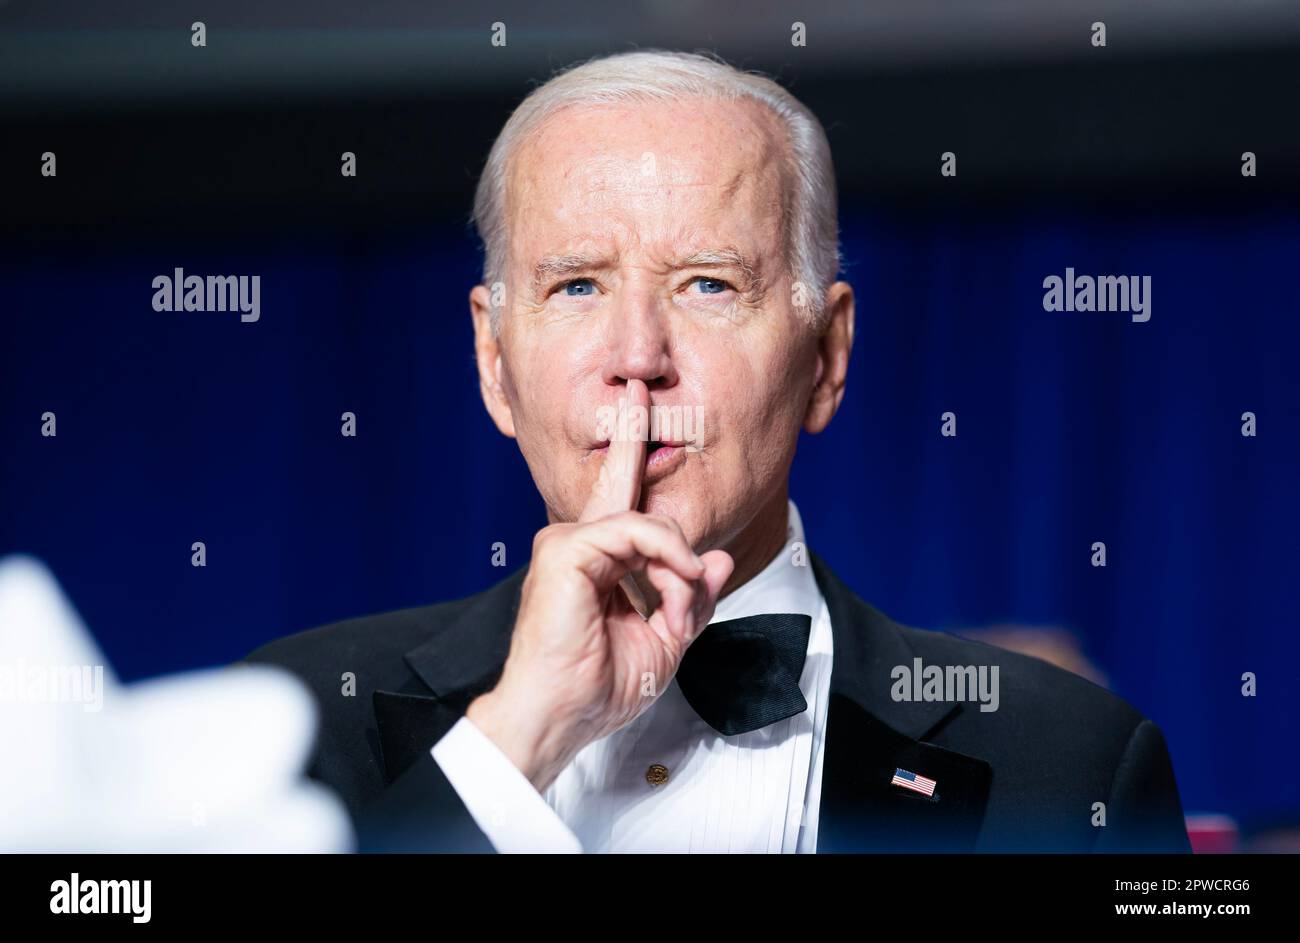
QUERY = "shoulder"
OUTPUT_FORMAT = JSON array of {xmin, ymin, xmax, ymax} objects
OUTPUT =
[
  {"xmin": 811, "ymin": 550, "xmax": 1151, "ymax": 743},
  {"xmin": 244, "ymin": 599, "xmax": 454, "ymax": 675},
  {"xmin": 896, "ymin": 620, "xmax": 1147, "ymax": 733},
  {"xmin": 896, "ymin": 618, "xmax": 1187, "ymax": 850},
  {"xmin": 885, "ymin": 616, "xmax": 1177, "ymax": 812},
  {"xmin": 909, "ymin": 621, "xmax": 1144, "ymax": 717},
  {"xmin": 242, "ymin": 568, "xmax": 524, "ymax": 681}
]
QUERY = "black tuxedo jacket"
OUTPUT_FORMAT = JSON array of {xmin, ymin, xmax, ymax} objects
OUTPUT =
[{"xmin": 243, "ymin": 551, "xmax": 1191, "ymax": 853}]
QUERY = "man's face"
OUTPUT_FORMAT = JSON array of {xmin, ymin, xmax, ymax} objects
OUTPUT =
[{"xmin": 471, "ymin": 97, "xmax": 850, "ymax": 555}]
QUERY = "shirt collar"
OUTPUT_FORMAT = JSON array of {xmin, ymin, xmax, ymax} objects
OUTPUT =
[{"xmin": 708, "ymin": 499, "xmax": 821, "ymax": 624}]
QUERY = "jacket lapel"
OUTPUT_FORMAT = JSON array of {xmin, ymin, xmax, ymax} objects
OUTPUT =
[
  {"xmin": 372, "ymin": 565, "xmax": 528, "ymax": 784},
  {"xmin": 371, "ymin": 552, "xmax": 992, "ymax": 852},
  {"xmin": 809, "ymin": 550, "xmax": 992, "ymax": 852}
]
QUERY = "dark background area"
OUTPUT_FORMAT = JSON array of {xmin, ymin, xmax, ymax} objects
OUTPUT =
[{"xmin": 2, "ymin": 2, "xmax": 1297, "ymax": 837}]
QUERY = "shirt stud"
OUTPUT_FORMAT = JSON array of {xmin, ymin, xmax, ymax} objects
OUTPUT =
[{"xmin": 645, "ymin": 763, "xmax": 670, "ymax": 787}]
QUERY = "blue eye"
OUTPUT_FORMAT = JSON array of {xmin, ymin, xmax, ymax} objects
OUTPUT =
[
  {"xmin": 562, "ymin": 279, "xmax": 596, "ymax": 296},
  {"xmin": 692, "ymin": 277, "xmax": 729, "ymax": 294}
]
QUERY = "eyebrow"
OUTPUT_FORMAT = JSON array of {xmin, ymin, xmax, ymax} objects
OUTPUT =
[
  {"xmin": 530, "ymin": 253, "xmax": 609, "ymax": 299},
  {"xmin": 673, "ymin": 247, "xmax": 764, "ymax": 295},
  {"xmin": 529, "ymin": 246, "xmax": 764, "ymax": 298}
]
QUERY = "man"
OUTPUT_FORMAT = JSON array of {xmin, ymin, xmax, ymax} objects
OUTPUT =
[{"xmin": 244, "ymin": 50, "xmax": 1190, "ymax": 853}]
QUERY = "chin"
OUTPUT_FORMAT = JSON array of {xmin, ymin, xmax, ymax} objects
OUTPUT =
[
  {"xmin": 641, "ymin": 488, "xmax": 723, "ymax": 548},
  {"xmin": 640, "ymin": 486, "xmax": 697, "ymax": 522}
]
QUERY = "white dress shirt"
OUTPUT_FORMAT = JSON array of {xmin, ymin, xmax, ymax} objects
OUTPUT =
[{"xmin": 431, "ymin": 499, "xmax": 834, "ymax": 853}]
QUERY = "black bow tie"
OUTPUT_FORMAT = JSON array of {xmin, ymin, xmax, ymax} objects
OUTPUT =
[{"xmin": 673, "ymin": 613, "xmax": 813, "ymax": 736}]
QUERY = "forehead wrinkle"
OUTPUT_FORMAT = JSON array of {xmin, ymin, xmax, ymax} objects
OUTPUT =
[
  {"xmin": 509, "ymin": 99, "xmax": 795, "ymax": 296},
  {"xmin": 719, "ymin": 168, "xmax": 745, "ymax": 203},
  {"xmin": 523, "ymin": 103, "xmax": 783, "ymax": 204}
]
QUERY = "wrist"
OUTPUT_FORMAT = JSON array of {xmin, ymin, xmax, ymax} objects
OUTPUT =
[{"xmin": 465, "ymin": 685, "xmax": 584, "ymax": 793}]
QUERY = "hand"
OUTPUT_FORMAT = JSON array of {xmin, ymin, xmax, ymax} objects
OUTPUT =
[{"xmin": 466, "ymin": 379, "xmax": 733, "ymax": 792}]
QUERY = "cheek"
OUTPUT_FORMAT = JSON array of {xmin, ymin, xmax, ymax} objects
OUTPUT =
[
  {"xmin": 498, "ymin": 346, "xmax": 554, "ymax": 454},
  {"xmin": 503, "ymin": 326, "xmax": 573, "ymax": 409},
  {"xmin": 685, "ymin": 336, "xmax": 788, "ymax": 425},
  {"xmin": 708, "ymin": 351, "xmax": 809, "ymax": 459},
  {"xmin": 498, "ymin": 340, "xmax": 594, "ymax": 491}
]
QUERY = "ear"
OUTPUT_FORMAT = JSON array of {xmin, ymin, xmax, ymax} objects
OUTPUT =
[
  {"xmin": 470, "ymin": 283, "xmax": 517, "ymax": 439},
  {"xmin": 802, "ymin": 281, "xmax": 855, "ymax": 435}
]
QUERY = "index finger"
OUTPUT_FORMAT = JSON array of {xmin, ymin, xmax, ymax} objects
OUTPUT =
[{"xmin": 580, "ymin": 378, "xmax": 649, "ymax": 523}]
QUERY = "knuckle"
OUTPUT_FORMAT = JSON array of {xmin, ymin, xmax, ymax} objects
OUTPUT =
[
  {"xmin": 664, "ymin": 518, "xmax": 687, "ymax": 539},
  {"xmin": 531, "ymin": 523, "xmax": 568, "ymax": 554},
  {"xmin": 646, "ymin": 513, "xmax": 684, "ymax": 538},
  {"xmin": 606, "ymin": 509, "xmax": 643, "ymax": 529}
]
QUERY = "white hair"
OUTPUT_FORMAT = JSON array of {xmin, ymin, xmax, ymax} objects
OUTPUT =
[{"xmin": 471, "ymin": 49, "xmax": 841, "ymax": 333}]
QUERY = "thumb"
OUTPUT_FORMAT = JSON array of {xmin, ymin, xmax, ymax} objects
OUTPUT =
[{"xmin": 690, "ymin": 549, "xmax": 734, "ymax": 639}]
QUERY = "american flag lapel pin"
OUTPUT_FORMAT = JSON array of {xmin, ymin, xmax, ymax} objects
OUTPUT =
[{"xmin": 891, "ymin": 767, "xmax": 938, "ymax": 798}]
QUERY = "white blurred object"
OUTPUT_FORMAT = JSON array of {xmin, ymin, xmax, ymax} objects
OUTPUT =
[{"xmin": 0, "ymin": 554, "xmax": 354, "ymax": 852}]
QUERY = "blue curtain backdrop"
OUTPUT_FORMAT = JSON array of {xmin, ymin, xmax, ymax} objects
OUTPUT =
[{"xmin": 3, "ymin": 202, "xmax": 1297, "ymax": 828}]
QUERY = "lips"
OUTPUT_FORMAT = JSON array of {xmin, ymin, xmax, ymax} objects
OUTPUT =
[
  {"xmin": 644, "ymin": 442, "xmax": 687, "ymax": 480},
  {"xmin": 588, "ymin": 439, "xmax": 691, "ymax": 480},
  {"xmin": 590, "ymin": 438, "xmax": 690, "ymax": 451}
]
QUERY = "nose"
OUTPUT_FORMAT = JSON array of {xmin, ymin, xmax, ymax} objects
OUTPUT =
[{"xmin": 599, "ymin": 286, "xmax": 679, "ymax": 390}]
